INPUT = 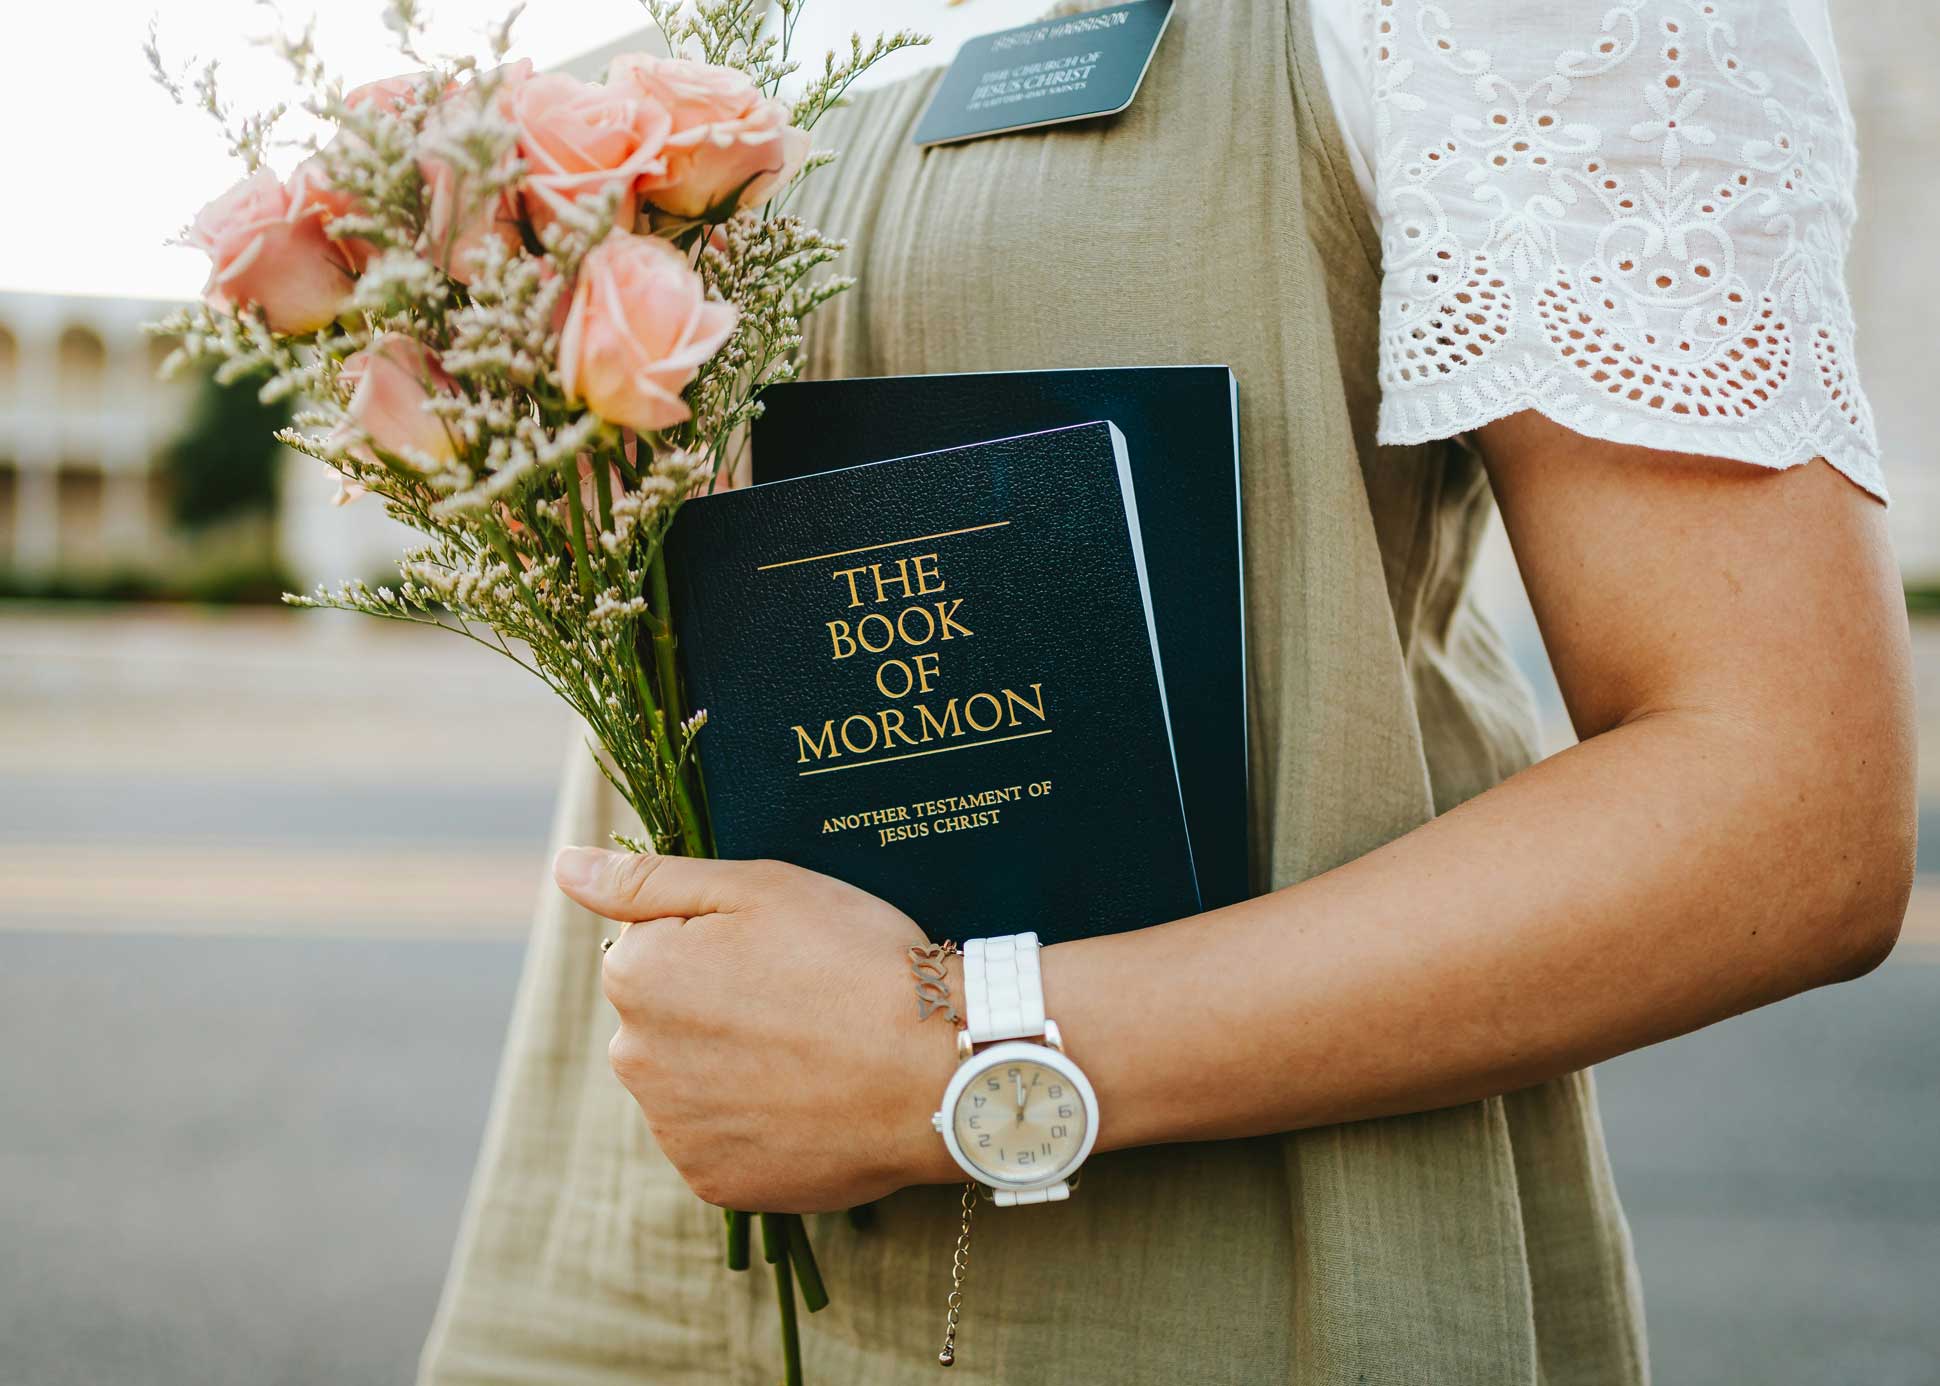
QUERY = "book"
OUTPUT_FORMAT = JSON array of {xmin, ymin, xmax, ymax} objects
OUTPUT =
[
  {"xmin": 752, "ymin": 367, "xmax": 1248, "ymax": 909},
  {"xmin": 665, "ymin": 421, "xmax": 1201, "ymax": 945}
]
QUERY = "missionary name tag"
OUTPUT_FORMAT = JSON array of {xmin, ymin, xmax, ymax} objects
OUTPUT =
[{"xmin": 912, "ymin": 0, "xmax": 1175, "ymax": 148}]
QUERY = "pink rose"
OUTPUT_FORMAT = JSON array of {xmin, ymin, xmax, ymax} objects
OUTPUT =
[
  {"xmin": 292, "ymin": 71, "xmax": 447, "ymax": 272},
  {"xmin": 288, "ymin": 155, "xmax": 375, "ymax": 274},
  {"xmin": 331, "ymin": 334, "xmax": 458, "ymax": 494},
  {"xmin": 509, "ymin": 72, "xmax": 672, "ymax": 232},
  {"xmin": 187, "ymin": 170, "xmax": 354, "ymax": 334},
  {"xmin": 344, "ymin": 72, "xmax": 441, "ymax": 117},
  {"xmin": 558, "ymin": 232, "xmax": 736, "ymax": 432},
  {"xmin": 655, "ymin": 97, "xmax": 807, "ymax": 217},
  {"xmin": 607, "ymin": 52, "xmax": 760, "ymax": 130},
  {"xmin": 607, "ymin": 54, "xmax": 808, "ymax": 218},
  {"xmin": 419, "ymin": 60, "xmax": 533, "ymax": 282}
]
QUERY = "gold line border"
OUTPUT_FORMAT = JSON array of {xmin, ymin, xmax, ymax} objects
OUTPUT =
[
  {"xmin": 796, "ymin": 727, "xmax": 1052, "ymax": 776},
  {"xmin": 756, "ymin": 520, "xmax": 1011, "ymax": 572}
]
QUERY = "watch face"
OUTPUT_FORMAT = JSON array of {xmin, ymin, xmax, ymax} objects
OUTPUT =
[{"xmin": 950, "ymin": 1052, "xmax": 1089, "ymax": 1184}]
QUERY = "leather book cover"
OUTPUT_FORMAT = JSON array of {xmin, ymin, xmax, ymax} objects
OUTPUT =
[
  {"xmin": 752, "ymin": 367, "xmax": 1248, "ymax": 909},
  {"xmin": 665, "ymin": 421, "xmax": 1201, "ymax": 945}
]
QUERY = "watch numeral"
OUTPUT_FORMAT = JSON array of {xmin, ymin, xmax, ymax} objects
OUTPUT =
[
  {"xmin": 1006, "ymin": 1067, "xmax": 1022, "ymax": 1079},
  {"xmin": 1047, "ymin": 1084, "xmax": 1063, "ymax": 1099},
  {"xmin": 1017, "ymin": 1150, "xmax": 1035, "ymax": 1165},
  {"xmin": 986, "ymin": 1077, "xmax": 1001, "ymax": 1091},
  {"xmin": 977, "ymin": 1134, "xmax": 991, "ymax": 1148},
  {"xmin": 1051, "ymin": 1124, "xmax": 1068, "ymax": 1139},
  {"xmin": 1057, "ymin": 1104, "xmax": 1074, "ymax": 1119},
  {"xmin": 967, "ymin": 1115, "xmax": 980, "ymax": 1129},
  {"xmin": 971, "ymin": 1094, "xmax": 985, "ymax": 1108},
  {"xmin": 1040, "ymin": 1141, "xmax": 1053, "ymax": 1155}
]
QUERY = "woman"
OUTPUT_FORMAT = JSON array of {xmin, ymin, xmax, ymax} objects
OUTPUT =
[{"xmin": 420, "ymin": 1, "xmax": 1915, "ymax": 1382}]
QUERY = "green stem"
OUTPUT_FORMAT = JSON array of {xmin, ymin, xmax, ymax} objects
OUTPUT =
[
  {"xmin": 759, "ymin": 1211, "xmax": 785, "ymax": 1265},
  {"xmin": 773, "ymin": 1240, "xmax": 804, "ymax": 1386},
  {"xmin": 591, "ymin": 454, "xmax": 615, "ymax": 535},
  {"xmin": 724, "ymin": 1208, "xmax": 751, "ymax": 1272},
  {"xmin": 563, "ymin": 469, "xmax": 596, "ymax": 604},
  {"xmin": 785, "ymin": 1214, "xmax": 828, "ymax": 1313},
  {"xmin": 644, "ymin": 546, "xmax": 709, "ymax": 857},
  {"xmin": 634, "ymin": 644, "xmax": 706, "ymax": 858},
  {"xmin": 482, "ymin": 530, "xmax": 550, "ymax": 632},
  {"xmin": 647, "ymin": 548, "xmax": 687, "ymax": 733}
]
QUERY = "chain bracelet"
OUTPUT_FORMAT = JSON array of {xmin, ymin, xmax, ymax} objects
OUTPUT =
[
  {"xmin": 907, "ymin": 941, "xmax": 964, "ymax": 1027},
  {"xmin": 937, "ymin": 1181, "xmax": 978, "ymax": 1367}
]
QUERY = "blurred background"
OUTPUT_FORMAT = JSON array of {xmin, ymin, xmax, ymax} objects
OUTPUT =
[{"xmin": 1, "ymin": 3, "xmax": 1935, "ymax": 1384}]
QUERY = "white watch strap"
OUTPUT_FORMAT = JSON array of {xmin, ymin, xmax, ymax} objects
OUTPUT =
[
  {"xmin": 992, "ymin": 1180, "xmax": 1070, "ymax": 1207},
  {"xmin": 963, "ymin": 933, "xmax": 1046, "ymax": 1044}
]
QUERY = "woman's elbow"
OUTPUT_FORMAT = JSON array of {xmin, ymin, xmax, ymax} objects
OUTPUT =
[
  {"xmin": 1824, "ymin": 822, "xmax": 1915, "ymax": 982},
  {"xmin": 1816, "ymin": 742, "xmax": 1918, "ymax": 985}
]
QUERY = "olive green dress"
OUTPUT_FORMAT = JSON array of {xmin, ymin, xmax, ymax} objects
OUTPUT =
[{"xmin": 419, "ymin": 1, "xmax": 1650, "ymax": 1381}]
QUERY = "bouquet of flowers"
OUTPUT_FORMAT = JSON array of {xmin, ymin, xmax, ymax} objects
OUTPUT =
[{"xmin": 148, "ymin": 3, "xmax": 920, "ymax": 1379}]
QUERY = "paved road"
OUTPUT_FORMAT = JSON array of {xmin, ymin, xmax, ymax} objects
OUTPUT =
[
  {"xmin": 1, "ymin": 607, "xmax": 1936, "ymax": 1385},
  {"xmin": 0, "ymin": 932, "xmax": 525, "ymax": 1386},
  {"xmin": 3, "ymin": 929, "xmax": 1933, "ymax": 1386}
]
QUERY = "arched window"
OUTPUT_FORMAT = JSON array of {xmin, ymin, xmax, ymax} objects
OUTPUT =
[
  {"xmin": 57, "ymin": 324, "xmax": 108, "ymax": 398},
  {"xmin": 56, "ymin": 460, "xmax": 105, "ymax": 566}
]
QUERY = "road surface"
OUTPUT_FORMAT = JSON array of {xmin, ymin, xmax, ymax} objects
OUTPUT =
[{"xmin": 2, "ymin": 607, "xmax": 1935, "ymax": 1385}]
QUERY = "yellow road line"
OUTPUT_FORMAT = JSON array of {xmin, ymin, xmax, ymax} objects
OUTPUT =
[{"xmin": 0, "ymin": 843, "xmax": 542, "ymax": 939}]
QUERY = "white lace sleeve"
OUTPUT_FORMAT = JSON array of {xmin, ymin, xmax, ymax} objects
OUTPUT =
[{"xmin": 1364, "ymin": 0, "xmax": 1885, "ymax": 499}]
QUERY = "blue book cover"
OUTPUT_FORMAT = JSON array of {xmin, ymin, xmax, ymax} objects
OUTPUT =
[
  {"xmin": 665, "ymin": 422, "xmax": 1201, "ymax": 945},
  {"xmin": 752, "ymin": 367, "xmax": 1248, "ymax": 910}
]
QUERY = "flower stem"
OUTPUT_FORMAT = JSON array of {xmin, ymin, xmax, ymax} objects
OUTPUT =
[
  {"xmin": 773, "ymin": 1237, "xmax": 804, "ymax": 1386},
  {"xmin": 563, "ymin": 469, "xmax": 597, "ymax": 603},
  {"xmin": 785, "ymin": 1213, "xmax": 828, "ymax": 1313},
  {"xmin": 724, "ymin": 1208, "xmax": 751, "ymax": 1271},
  {"xmin": 591, "ymin": 455, "xmax": 615, "ymax": 534},
  {"xmin": 647, "ymin": 548, "xmax": 687, "ymax": 732},
  {"xmin": 644, "ymin": 544, "xmax": 709, "ymax": 857}
]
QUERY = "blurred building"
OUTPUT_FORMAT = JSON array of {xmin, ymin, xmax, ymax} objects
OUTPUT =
[
  {"xmin": 0, "ymin": 291, "xmax": 190, "ymax": 576},
  {"xmin": 0, "ymin": 289, "xmax": 415, "ymax": 592},
  {"xmin": 4, "ymin": 0, "xmax": 1933, "ymax": 594}
]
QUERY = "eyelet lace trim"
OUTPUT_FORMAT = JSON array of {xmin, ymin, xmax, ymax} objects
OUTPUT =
[{"xmin": 1365, "ymin": 0, "xmax": 1885, "ymax": 500}]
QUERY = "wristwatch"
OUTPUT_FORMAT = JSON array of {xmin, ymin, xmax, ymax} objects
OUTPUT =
[{"xmin": 930, "ymin": 933, "xmax": 1098, "ymax": 1204}]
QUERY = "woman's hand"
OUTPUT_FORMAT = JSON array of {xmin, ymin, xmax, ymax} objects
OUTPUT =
[{"xmin": 556, "ymin": 845, "xmax": 963, "ymax": 1213}]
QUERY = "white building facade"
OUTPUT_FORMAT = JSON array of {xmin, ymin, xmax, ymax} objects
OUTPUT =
[{"xmin": 0, "ymin": 291, "xmax": 190, "ymax": 576}]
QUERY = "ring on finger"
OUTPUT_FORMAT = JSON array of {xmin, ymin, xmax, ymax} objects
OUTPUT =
[{"xmin": 599, "ymin": 920, "xmax": 637, "ymax": 954}]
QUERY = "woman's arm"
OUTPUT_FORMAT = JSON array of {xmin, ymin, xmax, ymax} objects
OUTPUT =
[
  {"xmin": 572, "ymin": 414, "xmax": 1917, "ymax": 1212},
  {"xmin": 1040, "ymin": 413, "xmax": 1915, "ymax": 1157}
]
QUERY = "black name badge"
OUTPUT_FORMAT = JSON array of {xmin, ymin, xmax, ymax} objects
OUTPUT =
[{"xmin": 912, "ymin": 0, "xmax": 1174, "ymax": 148}]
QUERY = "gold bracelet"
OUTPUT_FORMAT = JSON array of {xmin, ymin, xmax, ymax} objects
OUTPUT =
[
  {"xmin": 906, "ymin": 941, "xmax": 964, "ymax": 1027},
  {"xmin": 907, "ymin": 940, "xmax": 975, "ymax": 1367}
]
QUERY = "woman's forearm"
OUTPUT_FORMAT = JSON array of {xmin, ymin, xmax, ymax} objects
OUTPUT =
[
  {"xmin": 985, "ymin": 422, "xmax": 1926, "ymax": 1174},
  {"xmin": 575, "ymin": 432, "xmax": 1913, "ymax": 1215},
  {"xmin": 1026, "ymin": 703, "xmax": 1910, "ymax": 1163}
]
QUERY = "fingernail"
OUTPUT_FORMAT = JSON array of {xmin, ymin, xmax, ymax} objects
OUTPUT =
[{"xmin": 554, "ymin": 846, "xmax": 610, "ymax": 892}]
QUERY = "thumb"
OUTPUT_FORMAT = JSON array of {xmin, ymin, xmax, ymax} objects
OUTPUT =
[{"xmin": 552, "ymin": 846, "xmax": 751, "ymax": 923}]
